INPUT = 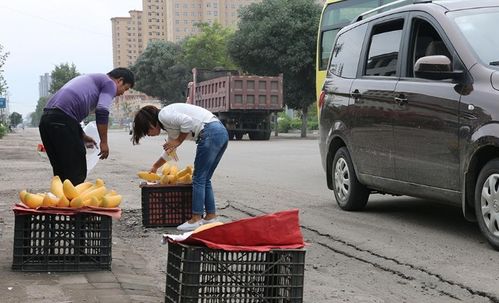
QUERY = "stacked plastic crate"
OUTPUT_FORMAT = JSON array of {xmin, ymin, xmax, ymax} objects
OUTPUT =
[
  {"xmin": 12, "ymin": 212, "xmax": 112, "ymax": 272},
  {"xmin": 140, "ymin": 183, "xmax": 192, "ymax": 227},
  {"xmin": 164, "ymin": 210, "xmax": 306, "ymax": 302}
]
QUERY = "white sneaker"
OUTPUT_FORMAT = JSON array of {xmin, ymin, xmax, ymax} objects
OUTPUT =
[
  {"xmin": 177, "ymin": 220, "xmax": 203, "ymax": 231},
  {"xmin": 202, "ymin": 217, "xmax": 218, "ymax": 224}
]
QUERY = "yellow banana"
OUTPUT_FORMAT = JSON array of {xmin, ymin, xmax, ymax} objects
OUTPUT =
[
  {"xmin": 57, "ymin": 195, "xmax": 70, "ymax": 207},
  {"xmin": 19, "ymin": 189, "xmax": 28, "ymax": 203},
  {"xmin": 162, "ymin": 163, "xmax": 171, "ymax": 175},
  {"xmin": 70, "ymin": 197, "xmax": 84, "ymax": 208},
  {"xmin": 78, "ymin": 186, "xmax": 107, "ymax": 202},
  {"xmin": 160, "ymin": 174, "xmax": 169, "ymax": 185},
  {"xmin": 87, "ymin": 196, "xmax": 102, "ymax": 207},
  {"xmin": 50, "ymin": 176, "xmax": 64, "ymax": 198},
  {"xmin": 63, "ymin": 179, "xmax": 79, "ymax": 200},
  {"xmin": 95, "ymin": 178, "xmax": 105, "ymax": 187},
  {"xmin": 101, "ymin": 194, "xmax": 122, "ymax": 208},
  {"xmin": 75, "ymin": 181, "xmax": 93, "ymax": 194},
  {"xmin": 42, "ymin": 193, "xmax": 59, "ymax": 207},
  {"xmin": 177, "ymin": 174, "xmax": 192, "ymax": 184},
  {"xmin": 24, "ymin": 193, "xmax": 44, "ymax": 209},
  {"xmin": 137, "ymin": 171, "xmax": 161, "ymax": 182},
  {"xmin": 169, "ymin": 166, "xmax": 178, "ymax": 176}
]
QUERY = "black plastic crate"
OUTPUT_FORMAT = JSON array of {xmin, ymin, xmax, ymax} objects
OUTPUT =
[
  {"xmin": 165, "ymin": 242, "xmax": 305, "ymax": 303},
  {"xmin": 141, "ymin": 183, "xmax": 192, "ymax": 227},
  {"xmin": 12, "ymin": 213, "xmax": 112, "ymax": 272}
]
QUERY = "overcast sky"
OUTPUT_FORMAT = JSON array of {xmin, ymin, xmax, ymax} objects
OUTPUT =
[{"xmin": 0, "ymin": 0, "xmax": 142, "ymax": 119}]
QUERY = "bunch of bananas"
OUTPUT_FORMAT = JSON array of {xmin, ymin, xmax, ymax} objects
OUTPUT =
[
  {"xmin": 137, "ymin": 162, "xmax": 193, "ymax": 185},
  {"xmin": 19, "ymin": 176, "xmax": 122, "ymax": 209}
]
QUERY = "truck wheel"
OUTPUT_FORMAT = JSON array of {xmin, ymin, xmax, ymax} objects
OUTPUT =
[
  {"xmin": 474, "ymin": 159, "xmax": 499, "ymax": 250},
  {"xmin": 332, "ymin": 147, "xmax": 369, "ymax": 211},
  {"xmin": 235, "ymin": 132, "xmax": 243, "ymax": 140},
  {"xmin": 248, "ymin": 132, "xmax": 257, "ymax": 140}
]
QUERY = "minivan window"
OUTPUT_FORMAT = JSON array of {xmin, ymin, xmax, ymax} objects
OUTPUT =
[
  {"xmin": 407, "ymin": 18, "xmax": 450, "ymax": 77},
  {"xmin": 319, "ymin": 0, "xmax": 389, "ymax": 71},
  {"xmin": 365, "ymin": 20, "xmax": 404, "ymax": 76},
  {"xmin": 451, "ymin": 8, "xmax": 499, "ymax": 67},
  {"xmin": 329, "ymin": 23, "xmax": 368, "ymax": 78}
]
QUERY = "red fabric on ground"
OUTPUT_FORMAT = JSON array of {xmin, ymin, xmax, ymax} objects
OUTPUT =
[
  {"xmin": 179, "ymin": 209, "xmax": 305, "ymax": 251},
  {"xmin": 12, "ymin": 203, "xmax": 121, "ymax": 219}
]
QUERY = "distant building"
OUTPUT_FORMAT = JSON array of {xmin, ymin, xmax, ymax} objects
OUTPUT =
[
  {"xmin": 39, "ymin": 73, "xmax": 52, "ymax": 98},
  {"xmin": 165, "ymin": 0, "xmax": 261, "ymax": 43},
  {"xmin": 110, "ymin": 89, "xmax": 161, "ymax": 126},
  {"xmin": 111, "ymin": 10, "xmax": 143, "ymax": 68},
  {"xmin": 111, "ymin": 0, "xmax": 264, "ymax": 68}
]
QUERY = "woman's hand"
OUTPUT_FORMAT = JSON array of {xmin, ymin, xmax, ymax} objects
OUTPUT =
[
  {"xmin": 163, "ymin": 139, "xmax": 181, "ymax": 154},
  {"xmin": 150, "ymin": 158, "xmax": 166, "ymax": 173}
]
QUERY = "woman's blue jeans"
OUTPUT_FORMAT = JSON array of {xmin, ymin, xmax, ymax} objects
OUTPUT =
[{"xmin": 192, "ymin": 121, "xmax": 228, "ymax": 216}]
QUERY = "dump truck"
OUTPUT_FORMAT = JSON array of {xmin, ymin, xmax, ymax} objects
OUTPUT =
[{"xmin": 186, "ymin": 68, "xmax": 283, "ymax": 140}]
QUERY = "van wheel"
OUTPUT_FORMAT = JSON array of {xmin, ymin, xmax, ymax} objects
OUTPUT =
[
  {"xmin": 332, "ymin": 147, "xmax": 369, "ymax": 211},
  {"xmin": 474, "ymin": 159, "xmax": 499, "ymax": 250}
]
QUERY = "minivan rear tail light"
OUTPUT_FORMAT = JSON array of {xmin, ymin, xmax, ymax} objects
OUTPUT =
[{"xmin": 318, "ymin": 90, "xmax": 326, "ymax": 110}]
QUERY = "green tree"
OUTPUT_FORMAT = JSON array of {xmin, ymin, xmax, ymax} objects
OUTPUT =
[
  {"xmin": 181, "ymin": 22, "xmax": 236, "ymax": 70},
  {"xmin": 9, "ymin": 112, "xmax": 22, "ymax": 126},
  {"xmin": 30, "ymin": 63, "xmax": 80, "ymax": 126},
  {"xmin": 30, "ymin": 96, "xmax": 48, "ymax": 127},
  {"xmin": 131, "ymin": 41, "xmax": 190, "ymax": 105},
  {"xmin": 49, "ymin": 62, "xmax": 80, "ymax": 93},
  {"xmin": 0, "ymin": 44, "xmax": 9, "ymax": 96},
  {"xmin": 228, "ymin": 0, "xmax": 321, "ymax": 137}
]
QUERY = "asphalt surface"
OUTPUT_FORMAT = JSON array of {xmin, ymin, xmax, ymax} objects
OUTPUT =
[{"xmin": 1, "ymin": 128, "xmax": 498, "ymax": 303}]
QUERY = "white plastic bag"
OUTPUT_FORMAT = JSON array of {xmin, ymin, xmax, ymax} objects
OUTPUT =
[{"xmin": 83, "ymin": 121, "xmax": 100, "ymax": 173}]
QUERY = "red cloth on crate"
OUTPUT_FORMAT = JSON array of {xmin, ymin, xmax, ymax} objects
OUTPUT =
[
  {"xmin": 12, "ymin": 203, "xmax": 122, "ymax": 219},
  {"xmin": 179, "ymin": 209, "xmax": 305, "ymax": 251}
]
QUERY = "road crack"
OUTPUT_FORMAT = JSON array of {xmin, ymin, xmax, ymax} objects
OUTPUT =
[{"xmin": 227, "ymin": 203, "xmax": 499, "ymax": 303}]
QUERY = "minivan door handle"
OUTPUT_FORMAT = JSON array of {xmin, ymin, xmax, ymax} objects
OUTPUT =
[
  {"xmin": 394, "ymin": 94, "xmax": 408, "ymax": 106},
  {"xmin": 351, "ymin": 89, "xmax": 361, "ymax": 102}
]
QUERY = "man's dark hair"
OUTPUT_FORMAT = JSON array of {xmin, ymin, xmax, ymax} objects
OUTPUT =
[
  {"xmin": 132, "ymin": 105, "xmax": 161, "ymax": 145},
  {"xmin": 107, "ymin": 67, "xmax": 135, "ymax": 87}
]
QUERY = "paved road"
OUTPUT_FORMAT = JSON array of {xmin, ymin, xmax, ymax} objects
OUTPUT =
[{"xmin": 1, "ymin": 128, "xmax": 498, "ymax": 302}]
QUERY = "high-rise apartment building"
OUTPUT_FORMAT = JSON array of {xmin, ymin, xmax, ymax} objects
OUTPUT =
[
  {"xmin": 38, "ymin": 73, "xmax": 52, "ymax": 98},
  {"xmin": 111, "ymin": 0, "xmax": 263, "ymax": 67},
  {"xmin": 111, "ymin": 10, "xmax": 143, "ymax": 68},
  {"xmin": 165, "ymin": 0, "xmax": 260, "ymax": 42},
  {"xmin": 142, "ymin": 0, "xmax": 167, "ymax": 47}
]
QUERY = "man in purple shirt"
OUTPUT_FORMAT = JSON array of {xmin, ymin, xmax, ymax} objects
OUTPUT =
[{"xmin": 39, "ymin": 67, "xmax": 134, "ymax": 185}]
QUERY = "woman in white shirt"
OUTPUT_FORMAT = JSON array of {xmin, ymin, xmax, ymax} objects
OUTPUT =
[{"xmin": 132, "ymin": 103, "xmax": 229, "ymax": 231}]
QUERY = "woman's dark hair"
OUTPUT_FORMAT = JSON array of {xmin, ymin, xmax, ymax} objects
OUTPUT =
[
  {"xmin": 132, "ymin": 105, "xmax": 161, "ymax": 145},
  {"xmin": 107, "ymin": 67, "xmax": 135, "ymax": 87}
]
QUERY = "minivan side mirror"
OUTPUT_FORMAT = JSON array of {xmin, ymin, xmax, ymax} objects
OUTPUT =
[{"xmin": 414, "ymin": 55, "xmax": 464, "ymax": 80}]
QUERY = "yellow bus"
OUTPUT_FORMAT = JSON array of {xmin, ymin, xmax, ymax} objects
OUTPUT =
[{"xmin": 316, "ymin": 0, "xmax": 398, "ymax": 112}]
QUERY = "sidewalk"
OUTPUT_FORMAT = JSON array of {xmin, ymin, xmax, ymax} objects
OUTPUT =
[{"xmin": 0, "ymin": 129, "xmax": 164, "ymax": 303}]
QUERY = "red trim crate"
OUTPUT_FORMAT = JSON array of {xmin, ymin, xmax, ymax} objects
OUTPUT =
[
  {"xmin": 12, "ymin": 212, "xmax": 112, "ymax": 272},
  {"xmin": 165, "ymin": 242, "xmax": 305, "ymax": 303}
]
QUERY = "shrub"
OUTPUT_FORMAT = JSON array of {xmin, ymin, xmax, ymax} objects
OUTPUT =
[
  {"xmin": 277, "ymin": 116, "xmax": 291, "ymax": 133},
  {"xmin": 289, "ymin": 118, "xmax": 302, "ymax": 130},
  {"xmin": 0, "ymin": 123, "xmax": 6, "ymax": 139}
]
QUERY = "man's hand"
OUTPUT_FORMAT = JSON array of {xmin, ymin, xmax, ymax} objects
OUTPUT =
[
  {"xmin": 98, "ymin": 142, "xmax": 109, "ymax": 159},
  {"xmin": 83, "ymin": 135, "xmax": 97, "ymax": 148}
]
